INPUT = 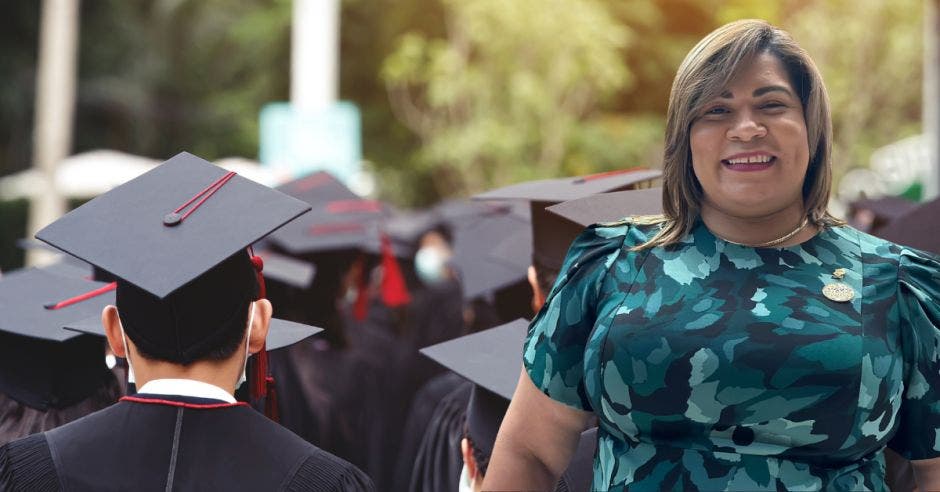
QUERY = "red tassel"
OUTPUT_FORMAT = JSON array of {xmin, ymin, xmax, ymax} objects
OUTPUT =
[
  {"xmin": 264, "ymin": 376, "xmax": 280, "ymax": 422},
  {"xmin": 380, "ymin": 234, "xmax": 411, "ymax": 307},
  {"xmin": 353, "ymin": 261, "xmax": 369, "ymax": 321},
  {"xmin": 250, "ymin": 344, "xmax": 269, "ymax": 401},
  {"xmin": 247, "ymin": 247, "xmax": 277, "ymax": 421},
  {"xmin": 249, "ymin": 253, "xmax": 266, "ymax": 299}
]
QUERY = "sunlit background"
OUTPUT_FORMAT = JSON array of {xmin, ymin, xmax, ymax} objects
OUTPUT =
[{"xmin": 0, "ymin": 0, "xmax": 931, "ymax": 271}]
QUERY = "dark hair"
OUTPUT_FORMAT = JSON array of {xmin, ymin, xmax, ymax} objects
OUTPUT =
[
  {"xmin": 118, "ymin": 250, "xmax": 259, "ymax": 365},
  {"xmin": 532, "ymin": 258, "xmax": 560, "ymax": 300}
]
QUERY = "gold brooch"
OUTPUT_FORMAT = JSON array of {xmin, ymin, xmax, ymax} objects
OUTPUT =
[{"xmin": 823, "ymin": 268, "xmax": 854, "ymax": 302}]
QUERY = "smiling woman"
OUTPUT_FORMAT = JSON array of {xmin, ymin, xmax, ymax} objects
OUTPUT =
[{"xmin": 482, "ymin": 19, "xmax": 940, "ymax": 492}]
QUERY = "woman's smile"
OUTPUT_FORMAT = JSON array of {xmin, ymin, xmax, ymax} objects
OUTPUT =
[{"xmin": 721, "ymin": 151, "xmax": 777, "ymax": 172}]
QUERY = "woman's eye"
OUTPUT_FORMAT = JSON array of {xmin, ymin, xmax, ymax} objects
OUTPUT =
[
  {"xmin": 760, "ymin": 101, "xmax": 787, "ymax": 110},
  {"xmin": 703, "ymin": 106, "xmax": 728, "ymax": 116}
]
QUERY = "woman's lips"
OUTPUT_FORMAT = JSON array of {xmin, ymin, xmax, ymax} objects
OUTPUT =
[{"xmin": 721, "ymin": 156, "xmax": 776, "ymax": 172}]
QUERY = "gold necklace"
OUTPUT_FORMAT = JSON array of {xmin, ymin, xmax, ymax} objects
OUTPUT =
[{"xmin": 713, "ymin": 218, "xmax": 810, "ymax": 248}]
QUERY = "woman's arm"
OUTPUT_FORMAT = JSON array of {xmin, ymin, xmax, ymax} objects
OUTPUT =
[
  {"xmin": 482, "ymin": 367, "xmax": 594, "ymax": 490},
  {"xmin": 911, "ymin": 456, "xmax": 940, "ymax": 490}
]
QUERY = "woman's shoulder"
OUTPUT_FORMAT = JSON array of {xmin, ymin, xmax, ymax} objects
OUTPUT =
[
  {"xmin": 580, "ymin": 214, "xmax": 665, "ymax": 249},
  {"xmin": 829, "ymin": 225, "xmax": 940, "ymax": 265},
  {"xmin": 827, "ymin": 226, "xmax": 940, "ymax": 290}
]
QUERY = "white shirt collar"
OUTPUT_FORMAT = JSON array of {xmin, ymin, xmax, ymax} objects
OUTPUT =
[{"xmin": 136, "ymin": 379, "xmax": 236, "ymax": 404}]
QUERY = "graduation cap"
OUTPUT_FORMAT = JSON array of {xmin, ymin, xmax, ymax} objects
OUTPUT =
[
  {"xmin": 266, "ymin": 198, "xmax": 392, "ymax": 255},
  {"xmin": 0, "ymin": 267, "xmax": 117, "ymax": 410},
  {"xmin": 383, "ymin": 209, "xmax": 449, "ymax": 255},
  {"xmin": 474, "ymin": 168, "xmax": 661, "ymax": 270},
  {"xmin": 276, "ymin": 170, "xmax": 360, "ymax": 205},
  {"xmin": 877, "ymin": 196, "xmax": 940, "ymax": 255},
  {"xmin": 34, "ymin": 151, "xmax": 317, "ymax": 418},
  {"xmin": 15, "ymin": 238, "xmax": 93, "ymax": 279},
  {"xmin": 451, "ymin": 211, "xmax": 532, "ymax": 300},
  {"xmin": 64, "ymin": 315, "xmax": 321, "ymax": 352},
  {"xmin": 420, "ymin": 318, "xmax": 528, "ymax": 457},
  {"xmin": 36, "ymin": 152, "xmax": 311, "ymax": 300},
  {"xmin": 253, "ymin": 249, "xmax": 317, "ymax": 290},
  {"xmin": 849, "ymin": 195, "xmax": 918, "ymax": 235},
  {"xmin": 545, "ymin": 188, "xmax": 664, "ymax": 227}
]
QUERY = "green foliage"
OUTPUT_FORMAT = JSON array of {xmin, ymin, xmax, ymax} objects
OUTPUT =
[
  {"xmin": 783, "ymin": 0, "xmax": 923, "ymax": 180},
  {"xmin": 0, "ymin": 200, "xmax": 27, "ymax": 272},
  {"xmin": 382, "ymin": 0, "xmax": 640, "ymax": 196},
  {"xmin": 0, "ymin": 0, "xmax": 925, "ymax": 212}
]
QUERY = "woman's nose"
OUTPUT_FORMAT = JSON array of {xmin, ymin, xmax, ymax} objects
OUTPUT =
[{"xmin": 726, "ymin": 111, "xmax": 767, "ymax": 141}]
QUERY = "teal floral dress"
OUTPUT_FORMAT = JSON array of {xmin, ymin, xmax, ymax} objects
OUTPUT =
[{"xmin": 524, "ymin": 219, "xmax": 940, "ymax": 491}]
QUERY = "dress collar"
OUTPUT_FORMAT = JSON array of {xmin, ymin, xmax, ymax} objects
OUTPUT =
[{"xmin": 136, "ymin": 378, "xmax": 236, "ymax": 403}]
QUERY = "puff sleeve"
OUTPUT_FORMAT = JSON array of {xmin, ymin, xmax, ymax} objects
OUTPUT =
[
  {"xmin": 523, "ymin": 223, "xmax": 631, "ymax": 411},
  {"xmin": 889, "ymin": 248, "xmax": 940, "ymax": 460}
]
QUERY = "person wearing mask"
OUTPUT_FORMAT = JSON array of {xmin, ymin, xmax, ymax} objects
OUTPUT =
[{"xmin": 0, "ymin": 152, "xmax": 373, "ymax": 491}]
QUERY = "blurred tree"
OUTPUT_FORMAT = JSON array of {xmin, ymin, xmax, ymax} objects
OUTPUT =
[
  {"xmin": 783, "ymin": 0, "xmax": 923, "ymax": 180},
  {"xmin": 382, "ymin": 0, "xmax": 635, "ymax": 196}
]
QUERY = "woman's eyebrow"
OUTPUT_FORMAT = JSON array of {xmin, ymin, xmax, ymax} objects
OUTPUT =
[
  {"xmin": 753, "ymin": 85, "xmax": 793, "ymax": 97},
  {"xmin": 717, "ymin": 85, "xmax": 794, "ymax": 99}
]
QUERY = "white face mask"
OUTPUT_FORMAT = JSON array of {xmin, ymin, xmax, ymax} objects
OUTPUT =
[
  {"xmin": 119, "ymin": 321, "xmax": 136, "ymax": 385},
  {"xmin": 458, "ymin": 463, "xmax": 474, "ymax": 492},
  {"xmin": 415, "ymin": 246, "xmax": 448, "ymax": 285},
  {"xmin": 236, "ymin": 302, "xmax": 256, "ymax": 388},
  {"xmin": 119, "ymin": 302, "xmax": 257, "ymax": 388}
]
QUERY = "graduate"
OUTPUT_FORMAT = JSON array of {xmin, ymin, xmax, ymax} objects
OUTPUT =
[
  {"xmin": 403, "ymin": 171, "xmax": 661, "ymax": 492},
  {"xmin": 421, "ymin": 319, "xmax": 595, "ymax": 492},
  {"xmin": 0, "ymin": 152, "xmax": 373, "ymax": 491},
  {"xmin": 0, "ymin": 267, "xmax": 120, "ymax": 445}
]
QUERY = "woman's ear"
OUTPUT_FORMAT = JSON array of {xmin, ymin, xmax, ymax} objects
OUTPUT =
[
  {"xmin": 102, "ymin": 305, "xmax": 126, "ymax": 358},
  {"xmin": 248, "ymin": 299, "xmax": 272, "ymax": 354}
]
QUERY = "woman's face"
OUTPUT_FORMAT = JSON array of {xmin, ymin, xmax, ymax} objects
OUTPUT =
[{"xmin": 689, "ymin": 52, "xmax": 809, "ymax": 219}]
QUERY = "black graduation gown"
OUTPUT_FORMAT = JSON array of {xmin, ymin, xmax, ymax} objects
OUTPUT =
[
  {"xmin": 408, "ymin": 380, "xmax": 472, "ymax": 492},
  {"xmin": 406, "ymin": 382, "xmax": 598, "ymax": 492},
  {"xmin": 266, "ymin": 336, "xmax": 374, "ymax": 468},
  {"xmin": 391, "ymin": 371, "xmax": 466, "ymax": 492},
  {"xmin": 0, "ymin": 394, "xmax": 374, "ymax": 491},
  {"xmin": 344, "ymin": 304, "xmax": 417, "ymax": 487}
]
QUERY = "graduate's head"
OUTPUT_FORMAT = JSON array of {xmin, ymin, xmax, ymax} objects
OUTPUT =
[
  {"xmin": 420, "ymin": 320, "xmax": 526, "ymax": 492},
  {"xmin": 473, "ymin": 170, "xmax": 660, "ymax": 314},
  {"xmin": 460, "ymin": 385, "xmax": 508, "ymax": 491},
  {"xmin": 108, "ymin": 249, "xmax": 269, "ymax": 365},
  {"xmin": 34, "ymin": 152, "xmax": 318, "ymax": 374}
]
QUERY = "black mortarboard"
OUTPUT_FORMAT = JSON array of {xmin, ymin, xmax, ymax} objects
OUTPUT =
[
  {"xmin": 383, "ymin": 209, "xmax": 448, "ymax": 255},
  {"xmin": 266, "ymin": 197, "xmax": 392, "ymax": 256},
  {"xmin": 420, "ymin": 318, "xmax": 528, "ymax": 456},
  {"xmin": 254, "ymin": 249, "xmax": 317, "ymax": 289},
  {"xmin": 16, "ymin": 238, "xmax": 93, "ymax": 279},
  {"xmin": 546, "ymin": 187, "xmax": 664, "ymax": 227},
  {"xmin": 451, "ymin": 212, "xmax": 532, "ymax": 300},
  {"xmin": 36, "ymin": 152, "xmax": 310, "ymax": 299},
  {"xmin": 849, "ymin": 195, "xmax": 919, "ymax": 236},
  {"xmin": 276, "ymin": 170, "xmax": 359, "ymax": 205},
  {"xmin": 64, "ymin": 315, "xmax": 321, "ymax": 352},
  {"xmin": 877, "ymin": 196, "xmax": 940, "ymax": 255},
  {"xmin": 474, "ymin": 168, "xmax": 661, "ymax": 270},
  {"xmin": 0, "ymin": 267, "xmax": 116, "ymax": 409},
  {"xmin": 34, "ymin": 152, "xmax": 314, "ymax": 362}
]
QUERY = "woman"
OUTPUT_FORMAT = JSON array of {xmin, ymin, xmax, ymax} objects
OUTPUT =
[{"xmin": 483, "ymin": 19, "xmax": 940, "ymax": 491}]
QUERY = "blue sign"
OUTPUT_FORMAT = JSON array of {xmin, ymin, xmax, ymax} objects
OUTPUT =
[{"xmin": 259, "ymin": 101, "xmax": 362, "ymax": 184}]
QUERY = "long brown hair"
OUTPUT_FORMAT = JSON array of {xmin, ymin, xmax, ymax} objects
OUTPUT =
[{"xmin": 638, "ymin": 19, "xmax": 844, "ymax": 250}]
